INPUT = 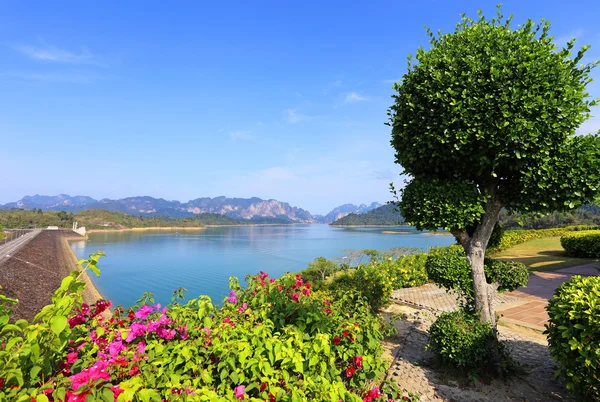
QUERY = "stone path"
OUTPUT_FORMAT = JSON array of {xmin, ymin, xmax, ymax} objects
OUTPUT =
[
  {"xmin": 391, "ymin": 263, "xmax": 600, "ymax": 331},
  {"xmin": 382, "ymin": 305, "xmax": 573, "ymax": 402}
]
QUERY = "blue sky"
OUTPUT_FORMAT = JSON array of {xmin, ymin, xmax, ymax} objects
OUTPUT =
[{"xmin": 1, "ymin": 1, "xmax": 599, "ymax": 214}]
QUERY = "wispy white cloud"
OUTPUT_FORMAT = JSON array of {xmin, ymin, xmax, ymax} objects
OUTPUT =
[
  {"xmin": 343, "ymin": 92, "xmax": 369, "ymax": 104},
  {"xmin": 11, "ymin": 43, "xmax": 100, "ymax": 65},
  {"xmin": 229, "ymin": 130, "xmax": 252, "ymax": 141},
  {"xmin": 284, "ymin": 108, "xmax": 313, "ymax": 124},
  {"xmin": 219, "ymin": 139, "xmax": 402, "ymax": 214}
]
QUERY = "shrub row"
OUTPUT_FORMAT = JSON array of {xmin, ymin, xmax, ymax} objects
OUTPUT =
[
  {"xmin": 328, "ymin": 253, "xmax": 429, "ymax": 313},
  {"xmin": 560, "ymin": 230, "xmax": 600, "ymax": 258},
  {"xmin": 487, "ymin": 225, "xmax": 600, "ymax": 254},
  {"xmin": 0, "ymin": 254, "xmax": 412, "ymax": 402},
  {"xmin": 546, "ymin": 275, "xmax": 600, "ymax": 401}
]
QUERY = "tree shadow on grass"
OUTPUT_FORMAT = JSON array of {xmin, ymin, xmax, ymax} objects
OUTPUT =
[{"xmin": 384, "ymin": 312, "xmax": 573, "ymax": 402}]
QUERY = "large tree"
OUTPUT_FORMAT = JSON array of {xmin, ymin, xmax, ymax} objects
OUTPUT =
[{"xmin": 388, "ymin": 8, "xmax": 600, "ymax": 325}]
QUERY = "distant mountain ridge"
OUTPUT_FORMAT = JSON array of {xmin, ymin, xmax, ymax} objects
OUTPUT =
[
  {"xmin": 1, "ymin": 194, "xmax": 315, "ymax": 223},
  {"xmin": 1, "ymin": 195, "xmax": 387, "ymax": 224},
  {"xmin": 315, "ymin": 202, "xmax": 382, "ymax": 224}
]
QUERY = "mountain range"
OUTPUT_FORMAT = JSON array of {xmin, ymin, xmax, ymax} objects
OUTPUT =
[{"xmin": 1, "ymin": 194, "xmax": 383, "ymax": 224}]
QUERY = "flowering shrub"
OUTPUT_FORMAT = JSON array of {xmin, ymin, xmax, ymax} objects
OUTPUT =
[
  {"xmin": 0, "ymin": 253, "xmax": 416, "ymax": 401},
  {"xmin": 328, "ymin": 253, "xmax": 429, "ymax": 314}
]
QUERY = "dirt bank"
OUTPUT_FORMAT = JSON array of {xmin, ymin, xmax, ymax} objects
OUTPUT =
[{"xmin": 0, "ymin": 230, "xmax": 105, "ymax": 321}]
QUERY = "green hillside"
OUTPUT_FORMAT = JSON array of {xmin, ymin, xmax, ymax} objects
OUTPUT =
[{"xmin": 330, "ymin": 204, "xmax": 405, "ymax": 226}]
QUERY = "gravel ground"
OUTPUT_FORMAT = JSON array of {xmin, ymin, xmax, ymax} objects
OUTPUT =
[
  {"xmin": 0, "ymin": 230, "xmax": 98, "ymax": 321},
  {"xmin": 382, "ymin": 304, "xmax": 572, "ymax": 402}
]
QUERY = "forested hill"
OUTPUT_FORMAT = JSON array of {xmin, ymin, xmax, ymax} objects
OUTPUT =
[
  {"xmin": 499, "ymin": 204, "xmax": 600, "ymax": 229},
  {"xmin": 330, "ymin": 204, "xmax": 405, "ymax": 226},
  {"xmin": 1, "ymin": 194, "xmax": 314, "ymax": 223},
  {"xmin": 0, "ymin": 209, "xmax": 282, "ymax": 230}
]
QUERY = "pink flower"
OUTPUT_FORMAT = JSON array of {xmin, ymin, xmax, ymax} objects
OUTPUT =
[
  {"xmin": 158, "ymin": 314, "xmax": 172, "ymax": 326},
  {"xmin": 233, "ymin": 385, "xmax": 245, "ymax": 400},
  {"xmin": 291, "ymin": 293, "xmax": 300, "ymax": 303},
  {"xmin": 80, "ymin": 303, "xmax": 90, "ymax": 314},
  {"xmin": 228, "ymin": 296, "xmax": 237, "ymax": 303},
  {"xmin": 202, "ymin": 326, "xmax": 211, "ymax": 336},
  {"xmin": 125, "ymin": 322, "xmax": 146, "ymax": 342},
  {"xmin": 302, "ymin": 288, "xmax": 310, "ymax": 296},
  {"xmin": 269, "ymin": 278, "xmax": 275, "ymax": 283},
  {"xmin": 66, "ymin": 390, "xmax": 89, "ymax": 402},
  {"xmin": 137, "ymin": 341, "xmax": 146, "ymax": 354},
  {"xmin": 146, "ymin": 321, "xmax": 160, "ymax": 333},
  {"xmin": 108, "ymin": 340, "xmax": 124, "ymax": 359},
  {"xmin": 111, "ymin": 385, "xmax": 124, "ymax": 399},
  {"xmin": 237, "ymin": 303, "xmax": 248, "ymax": 313},
  {"xmin": 66, "ymin": 352, "xmax": 78, "ymax": 365},
  {"xmin": 157, "ymin": 328, "xmax": 176, "ymax": 340},
  {"xmin": 134, "ymin": 305, "xmax": 154, "ymax": 319},
  {"xmin": 69, "ymin": 360, "xmax": 110, "ymax": 390}
]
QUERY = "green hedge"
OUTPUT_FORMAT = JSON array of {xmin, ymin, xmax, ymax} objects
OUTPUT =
[
  {"xmin": 560, "ymin": 230, "xmax": 600, "ymax": 258},
  {"xmin": 425, "ymin": 246, "xmax": 528, "ymax": 312},
  {"xmin": 488, "ymin": 225, "xmax": 600, "ymax": 254},
  {"xmin": 545, "ymin": 275, "xmax": 600, "ymax": 401}
]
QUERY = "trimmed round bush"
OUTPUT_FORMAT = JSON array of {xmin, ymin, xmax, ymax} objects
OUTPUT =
[
  {"xmin": 425, "ymin": 246, "xmax": 528, "ymax": 312},
  {"xmin": 427, "ymin": 310, "xmax": 511, "ymax": 376},
  {"xmin": 560, "ymin": 230, "xmax": 600, "ymax": 258},
  {"xmin": 483, "ymin": 259, "xmax": 529, "ymax": 292},
  {"xmin": 545, "ymin": 275, "xmax": 600, "ymax": 401}
]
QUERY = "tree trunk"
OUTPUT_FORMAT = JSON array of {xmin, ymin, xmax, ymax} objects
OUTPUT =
[
  {"xmin": 453, "ymin": 196, "xmax": 502, "ymax": 327},
  {"xmin": 466, "ymin": 241, "xmax": 496, "ymax": 325}
]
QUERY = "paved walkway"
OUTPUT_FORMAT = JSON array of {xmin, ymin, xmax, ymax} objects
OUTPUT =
[
  {"xmin": 391, "ymin": 263, "xmax": 600, "ymax": 331},
  {"xmin": 382, "ymin": 305, "xmax": 573, "ymax": 401}
]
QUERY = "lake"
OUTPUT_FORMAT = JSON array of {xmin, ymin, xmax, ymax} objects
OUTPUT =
[{"xmin": 70, "ymin": 224, "xmax": 454, "ymax": 308}]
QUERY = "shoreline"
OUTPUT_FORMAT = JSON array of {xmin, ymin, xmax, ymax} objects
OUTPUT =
[
  {"xmin": 87, "ymin": 226, "xmax": 206, "ymax": 233},
  {"xmin": 330, "ymin": 225, "xmax": 411, "ymax": 228},
  {"xmin": 87, "ymin": 223, "xmax": 309, "ymax": 233}
]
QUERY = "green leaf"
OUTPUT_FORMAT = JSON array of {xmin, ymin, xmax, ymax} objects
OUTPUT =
[{"xmin": 50, "ymin": 315, "xmax": 68, "ymax": 336}]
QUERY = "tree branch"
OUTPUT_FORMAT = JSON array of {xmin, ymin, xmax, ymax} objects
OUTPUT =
[{"xmin": 451, "ymin": 229, "xmax": 470, "ymax": 250}]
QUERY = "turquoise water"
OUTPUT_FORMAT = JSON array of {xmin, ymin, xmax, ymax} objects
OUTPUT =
[{"xmin": 70, "ymin": 225, "xmax": 454, "ymax": 308}]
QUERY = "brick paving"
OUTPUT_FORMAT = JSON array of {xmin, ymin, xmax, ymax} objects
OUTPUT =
[{"xmin": 391, "ymin": 263, "xmax": 600, "ymax": 331}]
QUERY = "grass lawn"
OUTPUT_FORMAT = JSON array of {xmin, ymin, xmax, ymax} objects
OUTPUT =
[{"xmin": 493, "ymin": 236, "xmax": 597, "ymax": 271}]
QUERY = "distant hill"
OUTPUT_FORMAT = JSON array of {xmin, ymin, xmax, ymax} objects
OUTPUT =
[
  {"xmin": 1, "ymin": 194, "xmax": 314, "ymax": 223},
  {"xmin": 316, "ymin": 202, "xmax": 382, "ymax": 224},
  {"xmin": 330, "ymin": 204, "xmax": 404, "ymax": 226},
  {"xmin": 2, "ymin": 194, "xmax": 97, "ymax": 210}
]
